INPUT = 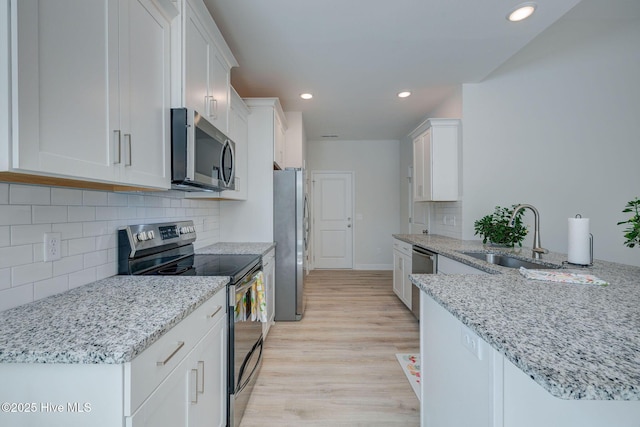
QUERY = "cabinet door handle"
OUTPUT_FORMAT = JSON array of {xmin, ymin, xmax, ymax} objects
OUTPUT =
[
  {"xmin": 113, "ymin": 130, "xmax": 121, "ymax": 165},
  {"xmin": 190, "ymin": 368, "xmax": 198, "ymax": 404},
  {"xmin": 208, "ymin": 96, "xmax": 217, "ymax": 119},
  {"xmin": 207, "ymin": 305, "xmax": 222, "ymax": 319},
  {"xmin": 156, "ymin": 341, "xmax": 184, "ymax": 366},
  {"xmin": 198, "ymin": 360, "xmax": 205, "ymax": 394},
  {"xmin": 124, "ymin": 134, "xmax": 132, "ymax": 166}
]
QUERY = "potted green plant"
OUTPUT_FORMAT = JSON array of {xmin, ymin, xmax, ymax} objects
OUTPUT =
[
  {"xmin": 474, "ymin": 205, "xmax": 528, "ymax": 247},
  {"xmin": 617, "ymin": 197, "xmax": 640, "ymax": 248}
]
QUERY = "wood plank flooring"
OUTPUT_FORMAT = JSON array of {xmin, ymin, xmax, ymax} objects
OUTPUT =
[{"xmin": 240, "ymin": 270, "xmax": 420, "ymax": 427}]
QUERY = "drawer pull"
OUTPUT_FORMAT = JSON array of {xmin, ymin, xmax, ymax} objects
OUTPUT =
[
  {"xmin": 190, "ymin": 368, "xmax": 198, "ymax": 404},
  {"xmin": 198, "ymin": 360, "xmax": 205, "ymax": 393},
  {"xmin": 207, "ymin": 305, "xmax": 223, "ymax": 319},
  {"xmin": 156, "ymin": 341, "xmax": 185, "ymax": 366}
]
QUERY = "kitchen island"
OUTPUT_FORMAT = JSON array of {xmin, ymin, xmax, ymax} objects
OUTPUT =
[{"xmin": 394, "ymin": 234, "xmax": 640, "ymax": 426}]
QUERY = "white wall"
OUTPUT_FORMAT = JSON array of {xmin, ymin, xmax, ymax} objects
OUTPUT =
[
  {"xmin": 461, "ymin": 0, "xmax": 640, "ymax": 266},
  {"xmin": 307, "ymin": 139, "xmax": 400, "ymax": 269},
  {"xmin": 0, "ymin": 183, "xmax": 220, "ymax": 311}
]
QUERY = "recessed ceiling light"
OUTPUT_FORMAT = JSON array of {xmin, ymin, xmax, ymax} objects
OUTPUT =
[
  {"xmin": 507, "ymin": 2, "xmax": 537, "ymax": 22},
  {"xmin": 397, "ymin": 91, "xmax": 411, "ymax": 98},
  {"xmin": 300, "ymin": 93, "xmax": 313, "ymax": 100}
]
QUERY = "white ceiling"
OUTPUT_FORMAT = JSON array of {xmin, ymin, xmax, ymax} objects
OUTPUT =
[{"xmin": 203, "ymin": 0, "xmax": 581, "ymax": 141}]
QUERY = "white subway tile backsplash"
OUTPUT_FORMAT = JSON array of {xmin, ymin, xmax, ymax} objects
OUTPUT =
[
  {"xmin": 0, "ymin": 183, "xmax": 8, "ymax": 204},
  {"xmin": 84, "ymin": 250, "xmax": 109, "ymax": 268},
  {"xmin": 83, "ymin": 221, "xmax": 110, "ymax": 237},
  {"xmin": 0, "ymin": 205, "xmax": 32, "ymax": 226},
  {"xmin": 107, "ymin": 193, "xmax": 128, "ymax": 206},
  {"xmin": 10, "ymin": 184, "xmax": 50, "ymax": 205},
  {"xmin": 0, "ymin": 226, "xmax": 9, "ymax": 247},
  {"xmin": 96, "ymin": 206, "xmax": 119, "ymax": 221},
  {"xmin": 53, "ymin": 254, "xmax": 84, "ymax": 276},
  {"xmin": 96, "ymin": 234, "xmax": 116, "ymax": 251},
  {"xmin": 52, "ymin": 222, "xmax": 84, "ymax": 239},
  {"xmin": 68, "ymin": 268, "xmax": 96, "ymax": 290},
  {"xmin": 128, "ymin": 194, "xmax": 145, "ymax": 206},
  {"xmin": 51, "ymin": 188, "xmax": 83, "ymax": 206},
  {"xmin": 32, "ymin": 205, "xmax": 68, "ymax": 224},
  {"xmin": 0, "ymin": 284, "xmax": 33, "ymax": 312},
  {"xmin": 68, "ymin": 206, "xmax": 96, "ymax": 222},
  {"xmin": 144, "ymin": 195, "xmax": 162, "ymax": 207},
  {"xmin": 10, "ymin": 224, "xmax": 52, "ymax": 245},
  {"xmin": 96, "ymin": 262, "xmax": 117, "ymax": 280},
  {"xmin": 0, "ymin": 268, "xmax": 10, "ymax": 290},
  {"xmin": 33, "ymin": 243, "xmax": 45, "ymax": 263},
  {"xmin": 12, "ymin": 262, "xmax": 52, "ymax": 286},
  {"xmin": 0, "ymin": 245, "xmax": 33, "ymax": 268},
  {"xmin": 68, "ymin": 237, "xmax": 96, "ymax": 256},
  {"xmin": 83, "ymin": 190, "xmax": 108, "ymax": 206},
  {"xmin": 33, "ymin": 275, "xmax": 69, "ymax": 300},
  {"xmin": 0, "ymin": 183, "xmax": 221, "ymax": 312}
]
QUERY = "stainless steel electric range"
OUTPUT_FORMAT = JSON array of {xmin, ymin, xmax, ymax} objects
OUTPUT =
[{"xmin": 118, "ymin": 220, "xmax": 263, "ymax": 427}]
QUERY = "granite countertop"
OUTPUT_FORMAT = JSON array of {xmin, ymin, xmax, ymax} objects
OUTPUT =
[
  {"xmin": 0, "ymin": 275, "xmax": 228, "ymax": 364},
  {"xmin": 197, "ymin": 241, "xmax": 275, "ymax": 256},
  {"xmin": 394, "ymin": 234, "xmax": 640, "ymax": 400}
]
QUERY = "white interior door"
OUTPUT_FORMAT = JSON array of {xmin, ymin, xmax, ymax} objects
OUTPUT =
[{"xmin": 312, "ymin": 171, "xmax": 354, "ymax": 269}]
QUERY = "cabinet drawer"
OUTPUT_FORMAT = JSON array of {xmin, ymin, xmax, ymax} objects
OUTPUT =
[
  {"xmin": 124, "ymin": 287, "xmax": 227, "ymax": 416},
  {"xmin": 393, "ymin": 239, "xmax": 412, "ymax": 256}
]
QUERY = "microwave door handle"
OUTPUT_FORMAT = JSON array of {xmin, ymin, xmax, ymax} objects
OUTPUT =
[{"xmin": 186, "ymin": 117, "xmax": 195, "ymax": 181}]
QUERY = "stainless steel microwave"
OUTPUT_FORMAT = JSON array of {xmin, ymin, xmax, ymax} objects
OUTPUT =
[{"xmin": 171, "ymin": 108, "xmax": 235, "ymax": 192}]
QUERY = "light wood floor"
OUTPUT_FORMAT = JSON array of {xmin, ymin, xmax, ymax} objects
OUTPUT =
[{"xmin": 240, "ymin": 270, "xmax": 420, "ymax": 427}]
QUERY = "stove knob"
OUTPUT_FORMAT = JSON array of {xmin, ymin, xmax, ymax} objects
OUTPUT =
[
  {"xmin": 136, "ymin": 231, "xmax": 148, "ymax": 241},
  {"xmin": 147, "ymin": 230, "xmax": 155, "ymax": 240},
  {"xmin": 180, "ymin": 226, "xmax": 188, "ymax": 235},
  {"xmin": 189, "ymin": 226, "xmax": 195, "ymax": 233}
]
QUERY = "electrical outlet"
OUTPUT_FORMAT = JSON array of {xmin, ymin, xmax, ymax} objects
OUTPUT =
[
  {"xmin": 44, "ymin": 232, "xmax": 61, "ymax": 262},
  {"xmin": 461, "ymin": 326, "xmax": 482, "ymax": 360}
]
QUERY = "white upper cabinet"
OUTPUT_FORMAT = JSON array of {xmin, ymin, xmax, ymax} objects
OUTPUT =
[
  {"xmin": 410, "ymin": 118, "xmax": 460, "ymax": 201},
  {"xmin": 180, "ymin": 0, "xmax": 237, "ymax": 134},
  {"xmin": 221, "ymin": 88, "xmax": 250, "ymax": 200},
  {"xmin": 5, "ymin": 0, "xmax": 175, "ymax": 189}
]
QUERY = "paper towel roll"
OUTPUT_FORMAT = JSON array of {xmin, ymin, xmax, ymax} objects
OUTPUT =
[{"xmin": 568, "ymin": 217, "xmax": 590, "ymax": 265}]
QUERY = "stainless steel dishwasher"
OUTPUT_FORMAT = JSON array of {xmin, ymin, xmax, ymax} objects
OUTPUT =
[{"xmin": 411, "ymin": 246, "xmax": 437, "ymax": 319}]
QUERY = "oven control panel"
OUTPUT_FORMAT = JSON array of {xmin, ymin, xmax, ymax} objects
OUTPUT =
[{"xmin": 119, "ymin": 220, "xmax": 196, "ymax": 258}]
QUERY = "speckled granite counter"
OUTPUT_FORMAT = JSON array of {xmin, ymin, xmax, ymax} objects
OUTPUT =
[
  {"xmin": 395, "ymin": 234, "xmax": 640, "ymax": 401},
  {"xmin": 0, "ymin": 275, "xmax": 228, "ymax": 364},
  {"xmin": 197, "ymin": 241, "xmax": 275, "ymax": 256}
]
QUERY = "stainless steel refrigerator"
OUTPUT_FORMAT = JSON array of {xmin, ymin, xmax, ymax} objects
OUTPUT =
[{"xmin": 273, "ymin": 169, "xmax": 307, "ymax": 321}]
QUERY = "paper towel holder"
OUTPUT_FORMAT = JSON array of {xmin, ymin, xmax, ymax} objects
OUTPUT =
[{"xmin": 565, "ymin": 214, "xmax": 594, "ymax": 267}]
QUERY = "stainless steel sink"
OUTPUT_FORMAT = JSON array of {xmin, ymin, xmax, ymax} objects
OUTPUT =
[{"xmin": 459, "ymin": 251, "xmax": 560, "ymax": 269}]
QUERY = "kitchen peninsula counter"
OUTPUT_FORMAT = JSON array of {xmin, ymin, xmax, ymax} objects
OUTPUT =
[
  {"xmin": 0, "ymin": 275, "xmax": 228, "ymax": 364},
  {"xmin": 394, "ymin": 234, "xmax": 640, "ymax": 401}
]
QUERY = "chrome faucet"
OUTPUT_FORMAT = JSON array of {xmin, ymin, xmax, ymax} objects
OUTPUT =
[{"xmin": 509, "ymin": 204, "xmax": 548, "ymax": 259}]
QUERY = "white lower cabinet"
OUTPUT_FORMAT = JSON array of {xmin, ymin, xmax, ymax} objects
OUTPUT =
[
  {"xmin": 392, "ymin": 239, "xmax": 412, "ymax": 309},
  {"xmin": 420, "ymin": 292, "xmax": 640, "ymax": 427},
  {"xmin": 0, "ymin": 288, "xmax": 227, "ymax": 427},
  {"xmin": 262, "ymin": 248, "xmax": 276, "ymax": 338}
]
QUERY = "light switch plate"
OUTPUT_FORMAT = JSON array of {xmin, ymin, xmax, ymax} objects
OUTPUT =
[{"xmin": 461, "ymin": 325, "xmax": 482, "ymax": 360}]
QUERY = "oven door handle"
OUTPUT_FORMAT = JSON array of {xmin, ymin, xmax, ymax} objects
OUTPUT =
[{"xmin": 234, "ymin": 273, "xmax": 261, "ymax": 296}]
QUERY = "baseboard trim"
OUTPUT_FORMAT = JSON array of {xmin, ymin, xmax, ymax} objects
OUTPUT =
[{"xmin": 354, "ymin": 264, "xmax": 393, "ymax": 271}]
